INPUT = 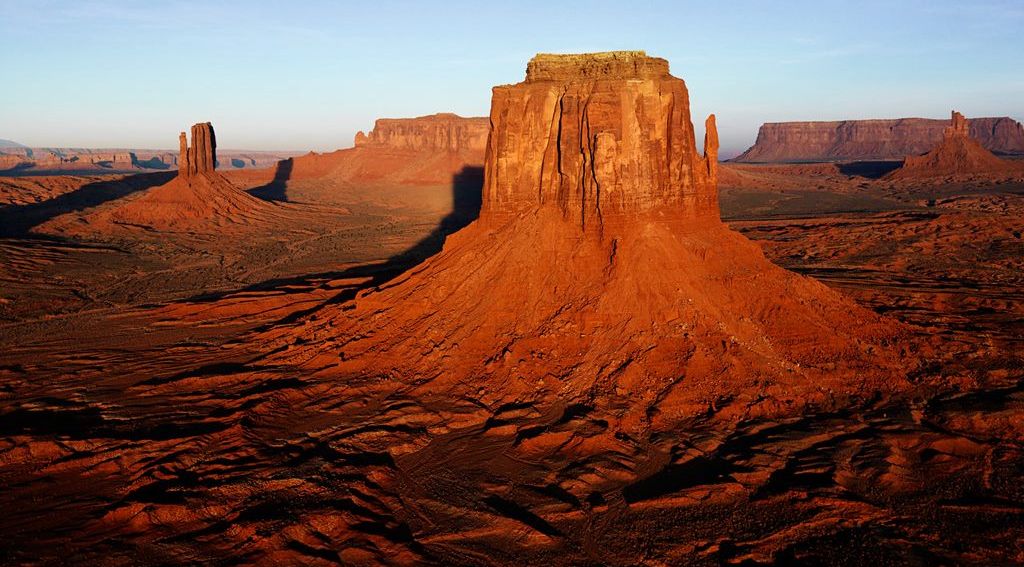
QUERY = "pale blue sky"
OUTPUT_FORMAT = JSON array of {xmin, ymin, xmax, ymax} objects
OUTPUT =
[{"xmin": 1, "ymin": 0, "xmax": 1022, "ymax": 156}]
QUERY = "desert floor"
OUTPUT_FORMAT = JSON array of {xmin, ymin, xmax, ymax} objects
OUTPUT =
[{"xmin": 1, "ymin": 164, "xmax": 1021, "ymax": 565}]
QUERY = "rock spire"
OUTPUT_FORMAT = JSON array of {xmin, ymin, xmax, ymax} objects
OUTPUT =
[{"xmin": 178, "ymin": 122, "xmax": 217, "ymax": 178}]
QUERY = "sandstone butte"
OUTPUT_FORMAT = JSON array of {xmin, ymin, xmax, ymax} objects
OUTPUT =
[
  {"xmin": 278, "ymin": 113, "xmax": 489, "ymax": 187},
  {"xmin": 734, "ymin": 114, "xmax": 1024, "ymax": 162},
  {"xmin": 261, "ymin": 51, "xmax": 911, "ymax": 424},
  {"xmin": 887, "ymin": 110, "xmax": 1022, "ymax": 180},
  {"xmin": 41, "ymin": 122, "xmax": 275, "ymax": 234}
]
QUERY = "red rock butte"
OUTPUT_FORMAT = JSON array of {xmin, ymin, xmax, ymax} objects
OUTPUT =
[
  {"xmin": 179, "ymin": 122, "xmax": 217, "ymax": 177},
  {"xmin": 40, "ymin": 122, "xmax": 275, "ymax": 234},
  {"xmin": 888, "ymin": 110, "xmax": 1019, "ymax": 180},
  {"xmin": 269, "ymin": 51, "xmax": 908, "ymax": 415},
  {"xmin": 484, "ymin": 51, "xmax": 718, "ymax": 226}
]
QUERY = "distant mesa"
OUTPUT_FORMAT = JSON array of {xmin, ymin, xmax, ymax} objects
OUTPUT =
[
  {"xmin": 0, "ymin": 138, "xmax": 27, "ymax": 148},
  {"xmin": 275, "ymin": 51, "xmax": 908, "ymax": 415},
  {"xmin": 886, "ymin": 110, "xmax": 1020, "ymax": 180},
  {"xmin": 277, "ymin": 113, "xmax": 488, "ymax": 189},
  {"xmin": 352, "ymin": 113, "xmax": 489, "ymax": 153},
  {"xmin": 734, "ymin": 115, "xmax": 1024, "ymax": 162}
]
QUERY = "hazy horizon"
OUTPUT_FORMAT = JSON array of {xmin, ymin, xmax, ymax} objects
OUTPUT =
[{"xmin": 2, "ymin": 0, "xmax": 1022, "ymax": 157}]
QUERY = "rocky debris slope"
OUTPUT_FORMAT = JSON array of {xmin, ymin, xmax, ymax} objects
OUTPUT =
[
  {"xmin": 887, "ymin": 111, "xmax": 1021, "ymax": 181},
  {"xmin": 735, "ymin": 115, "xmax": 1024, "ymax": 162},
  {"xmin": 269, "ymin": 51, "xmax": 910, "ymax": 416}
]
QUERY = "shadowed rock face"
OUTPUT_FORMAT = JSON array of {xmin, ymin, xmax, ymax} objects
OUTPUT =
[
  {"xmin": 735, "ymin": 115, "xmax": 1024, "ymax": 162},
  {"xmin": 179, "ymin": 122, "xmax": 217, "ymax": 177},
  {"xmin": 483, "ymin": 51, "xmax": 718, "ymax": 226}
]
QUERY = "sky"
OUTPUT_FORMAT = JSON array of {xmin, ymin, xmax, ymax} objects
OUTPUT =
[{"xmin": 1, "ymin": 1, "xmax": 1022, "ymax": 157}]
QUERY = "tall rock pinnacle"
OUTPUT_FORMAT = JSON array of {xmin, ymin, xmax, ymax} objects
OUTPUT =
[
  {"xmin": 482, "ymin": 51, "xmax": 718, "ymax": 228},
  {"xmin": 178, "ymin": 132, "xmax": 188, "ymax": 176},
  {"xmin": 178, "ymin": 122, "xmax": 217, "ymax": 178}
]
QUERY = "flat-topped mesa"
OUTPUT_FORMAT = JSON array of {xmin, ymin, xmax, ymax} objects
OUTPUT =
[
  {"xmin": 525, "ymin": 51, "xmax": 670, "ymax": 82},
  {"xmin": 178, "ymin": 122, "xmax": 217, "ymax": 178},
  {"xmin": 482, "ymin": 51, "xmax": 718, "ymax": 228},
  {"xmin": 353, "ymin": 113, "xmax": 489, "ymax": 153},
  {"xmin": 735, "ymin": 115, "xmax": 1024, "ymax": 162}
]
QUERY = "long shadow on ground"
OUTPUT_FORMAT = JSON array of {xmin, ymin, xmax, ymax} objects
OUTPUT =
[
  {"xmin": 184, "ymin": 165, "xmax": 483, "ymax": 312},
  {"xmin": 0, "ymin": 171, "xmax": 176, "ymax": 237},
  {"xmin": 246, "ymin": 158, "xmax": 293, "ymax": 202}
]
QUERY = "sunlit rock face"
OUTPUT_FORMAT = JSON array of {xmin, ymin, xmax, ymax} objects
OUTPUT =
[
  {"xmin": 483, "ymin": 51, "xmax": 718, "ymax": 227},
  {"xmin": 178, "ymin": 122, "xmax": 217, "ymax": 177}
]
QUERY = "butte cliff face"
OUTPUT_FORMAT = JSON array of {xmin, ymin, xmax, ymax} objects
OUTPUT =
[
  {"xmin": 735, "ymin": 115, "xmax": 1024, "ymax": 162},
  {"xmin": 887, "ymin": 111, "xmax": 1019, "ymax": 180},
  {"xmin": 271, "ymin": 52, "xmax": 907, "ymax": 417},
  {"xmin": 483, "ymin": 52, "xmax": 717, "ymax": 226}
]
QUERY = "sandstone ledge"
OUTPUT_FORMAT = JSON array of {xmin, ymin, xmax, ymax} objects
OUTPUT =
[{"xmin": 525, "ymin": 51, "xmax": 669, "ymax": 82}]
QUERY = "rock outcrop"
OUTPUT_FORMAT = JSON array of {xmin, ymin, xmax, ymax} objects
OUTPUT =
[
  {"xmin": 179, "ymin": 122, "xmax": 217, "ymax": 177},
  {"xmin": 735, "ymin": 115, "xmax": 1024, "ymax": 162},
  {"xmin": 887, "ymin": 111, "xmax": 1019, "ymax": 180},
  {"xmin": 272, "ymin": 52, "xmax": 907, "ymax": 417}
]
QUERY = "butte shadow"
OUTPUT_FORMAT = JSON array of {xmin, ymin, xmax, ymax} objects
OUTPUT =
[{"xmin": 0, "ymin": 172, "xmax": 175, "ymax": 238}]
